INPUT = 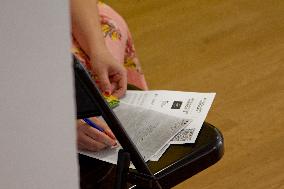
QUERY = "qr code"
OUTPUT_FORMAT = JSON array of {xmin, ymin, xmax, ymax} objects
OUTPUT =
[
  {"xmin": 171, "ymin": 101, "xmax": 183, "ymax": 109},
  {"xmin": 171, "ymin": 128, "xmax": 195, "ymax": 142}
]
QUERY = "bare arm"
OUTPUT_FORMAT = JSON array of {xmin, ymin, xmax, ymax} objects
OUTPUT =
[
  {"xmin": 70, "ymin": 0, "xmax": 127, "ymax": 97},
  {"xmin": 71, "ymin": 0, "xmax": 125, "ymax": 152},
  {"xmin": 70, "ymin": 0, "xmax": 105, "ymax": 57}
]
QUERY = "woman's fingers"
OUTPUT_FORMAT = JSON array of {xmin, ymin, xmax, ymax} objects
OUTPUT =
[
  {"xmin": 77, "ymin": 118, "xmax": 117, "ymax": 152},
  {"xmin": 110, "ymin": 72, "xmax": 127, "ymax": 98},
  {"xmin": 87, "ymin": 127, "xmax": 116, "ymax": 146},
  {"xmin": 89, "ymin": 117, "xmax": 116, "ymax": 140},
  {"xmin": 95, "ymin": 67, "xmax": 112, "ymax": 94},
  {"xmin": 77, "ymin": 129, "xmax": 107, "ymax": 151},
  {"xmin": 91, "ymin": 50, "xmax": 127, "ymax": 98}
]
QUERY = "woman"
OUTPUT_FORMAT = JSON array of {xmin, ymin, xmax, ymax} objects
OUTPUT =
[
  {"xmin": 70, "ymin": 1, "xmax": 147, "ymax": 188},
  {"xmin": 71, "ymin": 0, "xmax": 147, "ymax": 152}
]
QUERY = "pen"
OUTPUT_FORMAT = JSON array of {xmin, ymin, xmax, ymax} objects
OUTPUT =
[
  {"xmin": 83, "ymin": 118, "xmax": 104, "ymax": 132},
  {"xmin": 82, "ymin": 118, "xmax": 117, "ymax": 147}
]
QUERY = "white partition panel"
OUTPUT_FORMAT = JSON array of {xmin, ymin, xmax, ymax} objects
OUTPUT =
[{"xmin": 0, "ymin": 0, "xmax": 79, "ymax": 188}]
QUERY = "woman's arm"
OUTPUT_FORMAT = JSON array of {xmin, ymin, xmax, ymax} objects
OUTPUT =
[
  {"xmin": 70, "ymin": 0, "xmax": 127, "ymax": 98},
  {"xmin": 70, "ymin": 0, "xmax": 104, "ymax": 57}
]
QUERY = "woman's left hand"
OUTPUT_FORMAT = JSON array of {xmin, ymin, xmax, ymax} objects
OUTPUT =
[{"xmin": 91, "ymin": 49, "xmax": 127, "ymax": 98}]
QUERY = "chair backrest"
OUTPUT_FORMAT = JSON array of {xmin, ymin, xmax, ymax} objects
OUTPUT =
[
  {"xmin": 73, "ymin": 56, "xmax": 224, "ymax": 189},
  {"xmin": 73, "ymin": 56, "xmax": 156, "ymax": 177}
]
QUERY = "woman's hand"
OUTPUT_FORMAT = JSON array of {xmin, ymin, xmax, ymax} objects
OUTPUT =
[
  {"xmin": 71, "ymin": 0, "xmax": 127, "ymax": 98},
  {"xmin": 91, "ymin": 50, "xmax": 127, "ymax": 98},
  {"xmin": 77, "ymin": 117, "xmax": 117, "ymax": 152}
]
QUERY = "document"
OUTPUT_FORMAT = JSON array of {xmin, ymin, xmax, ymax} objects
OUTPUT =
[
  {"xmin": 80, "ymin": 90, "xmax": 215, "ymax": 164},
  {"xmin": 120, "ymin": 90, "xmax": 216, "ymax": 144},
  {"xmin": 81, "ymin": 102, "xmax": 190, "ymax": 164}
]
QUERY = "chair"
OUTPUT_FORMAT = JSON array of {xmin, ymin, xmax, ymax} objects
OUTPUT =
[{"xmin": 73, "ymin": 57, "xmax": 224, "ymax": 189}]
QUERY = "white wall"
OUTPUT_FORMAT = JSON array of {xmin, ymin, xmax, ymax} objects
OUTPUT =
[{"xmin": 0, "ymin": 0, "xmax": 79, "ymax": 188}]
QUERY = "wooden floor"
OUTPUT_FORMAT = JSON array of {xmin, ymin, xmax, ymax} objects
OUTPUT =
[{"xmin": 106, "ymin": 0, "xmax": 284, "ymax": 188}]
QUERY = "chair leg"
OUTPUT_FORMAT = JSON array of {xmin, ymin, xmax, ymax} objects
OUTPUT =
[{"xmin": 114, "ymin": 149, "xmax": 131, "ymax": 189}]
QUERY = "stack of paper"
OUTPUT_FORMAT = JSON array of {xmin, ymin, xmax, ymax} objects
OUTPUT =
[{"xmin": 80, "ymin": 90, "xmax": 215, "ymax": 164}]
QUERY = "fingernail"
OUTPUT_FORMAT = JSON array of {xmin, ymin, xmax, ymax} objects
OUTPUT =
[
  {"xmin": 111, "ymin": 141, "xmax": 118, "ymax": 148},
  {"xmin": 103, "ymin": 91, "xmax": 111, "ymax": 96},
  {"xmin": 108, "ymin": 141, "xmax": 117, "ymax": 147}
]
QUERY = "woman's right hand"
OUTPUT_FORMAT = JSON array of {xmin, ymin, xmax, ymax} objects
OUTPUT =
[{"xmin": 77, "ymin": 117, "xmax": 117, "ymax": 152}]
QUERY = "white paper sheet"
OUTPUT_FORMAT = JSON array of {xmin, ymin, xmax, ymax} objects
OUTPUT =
[
  {"xmin": 80, "ymin": 102, "xmax": 190, "ymax": 164},
  {"xmin": 121, "ymin": 90, "xmax": 216, "ymax": 144},
  {"xmin": 79, "ymin": 90, "xmax": 215, "ymax": 164}
]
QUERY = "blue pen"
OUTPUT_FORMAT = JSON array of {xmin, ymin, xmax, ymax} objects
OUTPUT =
[{"xmin": 83, "ymin": 118, "xmax": 104, "ymax": 132}]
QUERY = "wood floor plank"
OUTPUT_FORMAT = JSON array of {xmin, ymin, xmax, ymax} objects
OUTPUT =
[{"xmin": 105, "ymin": 0, "xmax": 284, "ymax": 188}]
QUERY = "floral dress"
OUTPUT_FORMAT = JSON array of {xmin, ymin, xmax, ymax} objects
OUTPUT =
[{"xmin": 71, "ymin": 2, "xmax": 148, "ymax": 90}]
